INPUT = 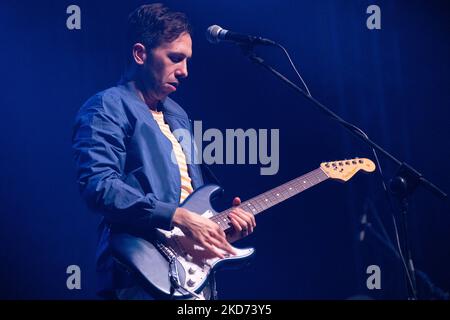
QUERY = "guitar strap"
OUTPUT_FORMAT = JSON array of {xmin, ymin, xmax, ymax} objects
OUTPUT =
[
  {"xmin": 201, "ymin": 163, "xmax": 221, "ymax": 185},
  {"xmin": 200, "ymin": 163, "xmax": 220, "ymax": 300},
  {"xmin": 209, "ymin": 271, "xmax": 218, "ymax": 300}
]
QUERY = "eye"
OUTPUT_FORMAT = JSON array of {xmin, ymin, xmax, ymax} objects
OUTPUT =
[{"xmin": 169, "ymin": 54, "xmax": 184, "ymax": 63}]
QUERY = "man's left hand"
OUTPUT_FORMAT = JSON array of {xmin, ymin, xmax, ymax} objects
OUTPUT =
[{"xmin": 227, "ymin": 197, "xmax": 256, "ymax": 242}]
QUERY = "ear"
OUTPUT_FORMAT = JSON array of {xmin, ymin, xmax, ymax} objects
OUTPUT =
[{"xmin": 132, "ymin": 43, "xmax": 147, "ymax": 65}]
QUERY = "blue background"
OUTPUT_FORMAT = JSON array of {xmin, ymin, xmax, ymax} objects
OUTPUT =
[{"xmin": 0, "ymin": 0, "xmax": 449, "ymax": 299}]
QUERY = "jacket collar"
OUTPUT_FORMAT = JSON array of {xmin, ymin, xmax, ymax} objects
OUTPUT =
[{"xmin": 118, "ymin": 79, "xmax": 187, "ymax": 119}]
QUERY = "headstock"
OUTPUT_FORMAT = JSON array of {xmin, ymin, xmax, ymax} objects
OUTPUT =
[{"xmin": 320, "ymin": 158, "xmax": 376, "ymax": 182}]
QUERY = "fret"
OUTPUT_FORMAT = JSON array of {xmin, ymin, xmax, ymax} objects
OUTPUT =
[
  {"xmin": 243, "ymin": 200, "xmax": 258, "ymax": 214},
  {"xmin": 262, "ymin": 197, "xmax": 271, "ymax": 207},
  {"xmin": 278, "ymin": 188, "xmax": 289, "ymax": 200},
  {"xmin": 296, "ymin": 179, "xmax": 306, "ymax": 189},
  {"xmin": 271, "ymin": 190, "xmax": 281, "ymax": 202},
  {"xmin": 273, "ymin": 191, "xmax": 283, "ymax": 203},
  {"xmin": 280, "ymin": 189, "xmax": 290, "ymax": 199},
  {"xmin": 218, "ymin": 214, "xmax": 230, "ymax": 230},
  {"xmin": 212, "ymin": 213, "xmax": 229, "ymax": 231},
  {"xmin": 243, "ymin": 201, "xmax": 258, "ymax": 214},
  {"xmin": 252, "ymin": 200, "xmax": 263, "ymax": 212},
  {"xmin": 269, "ymin": 192, "xmax": 278, "ymax": 202},
  {"xmin": 286, "ymin": 183, "xmax": 296, "ymax": 196},
  {"xmin": 267, "ymin": 193, "xmax": 278, "ymax": 205},
  {"xmin": 305, "ymin": 177, "xmax": 314, "ymax": 186},
  {"xmin": 248, "ymin": 202, "xmax": 258, "ymax": 213},
  {"xmin": 302, "ymin": 176, "xmax": 315, "ymax": 188},
  {"xmin": 265, "ymin": 192, "xmax": 276, "ymax": 204},
  {"xmin": 253, "ymin": 199, "xmax": 266, "ymax": 211},
  {"xmin": 255, "ymin": 197, "xmax": 268, "ymax": 210}
]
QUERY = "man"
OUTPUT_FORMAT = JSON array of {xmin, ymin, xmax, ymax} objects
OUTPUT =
[{"xmin": 72, "ymin": 3, "xmax": 255, "ymax": 300}]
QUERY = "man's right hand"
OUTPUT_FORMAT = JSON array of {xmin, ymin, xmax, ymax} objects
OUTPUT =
[{"xmin": 172, "ymin": 207, "xmax": 236, "ymax": 259}]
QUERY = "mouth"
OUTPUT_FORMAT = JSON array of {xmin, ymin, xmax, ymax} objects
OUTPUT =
[{"xmin": 168, "ymin": 81, "xmax": 179, "ymax": 89}]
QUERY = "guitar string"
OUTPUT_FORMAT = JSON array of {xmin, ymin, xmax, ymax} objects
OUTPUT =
[{"xmin": 210, "ymin": 168, "xmax": 330, "ymax": 230}]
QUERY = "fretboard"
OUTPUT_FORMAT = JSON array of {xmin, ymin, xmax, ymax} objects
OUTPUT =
[{"xmin": 210, "ymin": 167, "xmax": 329, "ymax": 231}]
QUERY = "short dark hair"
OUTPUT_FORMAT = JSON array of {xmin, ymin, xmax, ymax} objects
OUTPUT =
[{"xmin": 126, "ymin": 3, "xmax": 192, "ymax": 54}]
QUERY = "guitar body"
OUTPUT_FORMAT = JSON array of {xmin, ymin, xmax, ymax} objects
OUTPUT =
[{"xmin": 111, "ymin": 184, "xmax": 255, "ymax": 299}]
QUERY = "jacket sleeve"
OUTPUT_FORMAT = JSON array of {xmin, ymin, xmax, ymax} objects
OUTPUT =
[{"xmin": 72, "ymin": 95, "xmax": 177, "ymax": 231}]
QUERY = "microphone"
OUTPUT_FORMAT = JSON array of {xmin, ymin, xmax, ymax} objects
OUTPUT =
[{"xmin": 206, "ymin": 25, "xmax": 276, "ymax": 46}]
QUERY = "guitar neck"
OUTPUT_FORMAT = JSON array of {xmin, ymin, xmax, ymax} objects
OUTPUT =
[{"xmin": 212, "ymin": 167, "xmax": 329, "ymax": 231}]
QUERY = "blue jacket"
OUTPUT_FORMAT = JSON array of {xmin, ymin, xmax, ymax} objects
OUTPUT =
[{"xmin": 72, "ymin": 81, "xmax": 204, "ymax": 297}]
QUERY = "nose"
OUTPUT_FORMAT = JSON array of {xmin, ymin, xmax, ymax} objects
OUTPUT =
[{"xmin": 175, "ymin": 60, "xmax": 188, "ymax": 78}]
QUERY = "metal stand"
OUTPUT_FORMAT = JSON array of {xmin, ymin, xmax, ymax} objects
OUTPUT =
[{"xmin": 240, "ymin": 45, "xmax": 447, "ymax": 299}]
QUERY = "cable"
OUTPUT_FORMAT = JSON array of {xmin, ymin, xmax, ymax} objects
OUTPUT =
[{"xmin": 275, "ymin": 43, "xmax": 312, "ymax": 97}]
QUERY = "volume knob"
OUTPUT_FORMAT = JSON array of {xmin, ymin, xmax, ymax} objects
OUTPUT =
[{"xmin": 186, "ymin": 279, "xmax": 196, "ymax": 287}]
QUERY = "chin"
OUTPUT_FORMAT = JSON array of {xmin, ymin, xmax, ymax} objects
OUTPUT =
[
  {"xmin": 155, "ymin": 90, "xmax": 172, "ymax": 100},
  {"xmin": 165, "ymin": 87, "xmax": 177, "ymax": 95}
]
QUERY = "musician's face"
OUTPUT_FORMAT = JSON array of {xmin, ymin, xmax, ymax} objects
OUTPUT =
[{"xmin": 144, "ymin": 32, "xmax": 192, "ymax": 100}]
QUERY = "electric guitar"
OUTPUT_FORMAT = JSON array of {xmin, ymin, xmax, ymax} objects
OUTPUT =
[{"xmin": 111, "ymin": 157, "xmax": 376, "ymax": 299}]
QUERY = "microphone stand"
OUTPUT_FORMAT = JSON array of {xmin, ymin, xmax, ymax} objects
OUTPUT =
[{"xmin": 239, "ymin": 45, "xmax": 447, "ymax": 300}]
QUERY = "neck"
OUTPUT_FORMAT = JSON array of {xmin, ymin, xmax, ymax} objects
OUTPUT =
[{"xmin": 124, "ymin": 66, "xmax": 161, "ymax": 111}]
